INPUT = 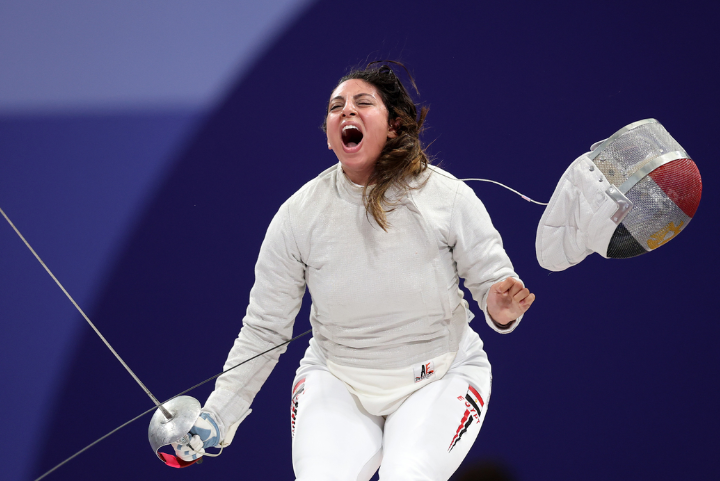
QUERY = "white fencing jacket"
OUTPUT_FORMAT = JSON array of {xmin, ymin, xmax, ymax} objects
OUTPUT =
[{"xmin": 204, "ymin": 163, "xmax": 522, "ymax": 437}]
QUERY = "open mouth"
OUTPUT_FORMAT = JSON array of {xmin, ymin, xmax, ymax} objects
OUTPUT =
[{"xmin": 341, "ymin": 125, "xmax": 364, "ymax": 148}]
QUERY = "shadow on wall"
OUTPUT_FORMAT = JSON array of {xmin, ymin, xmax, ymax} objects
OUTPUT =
[{"xmin": 451, "ymin": 459, "xmax": 516, "ymax": 481}]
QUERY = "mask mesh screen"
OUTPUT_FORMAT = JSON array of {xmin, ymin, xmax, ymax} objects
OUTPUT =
[
  {"xmin": 622, "ymin": 174, "xmax": 693, "ymax": 252},
  {"xmin": 648, "ymin": 158, "xmax": 702, "ymax": 217},
  {"xmin": 593, "ymin": 122, "xmax": 684, "ymax": 187},
  {"xmin": 598, "ymin": 121, "xmax": 702, "ymax": 257},
  {"xmin": 606, "ymin": 223, "xmax": 647, "ymax": 259}
]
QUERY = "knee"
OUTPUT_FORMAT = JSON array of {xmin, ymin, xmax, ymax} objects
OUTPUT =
[
  {"xmin": 295, "ymin": 448, "xmax": 382, "ymax": 481},
  {"xmin": 380, "ymin": 457, "xmax": 448, "ymax": 481},
  {"xmin": 380, "ymin": 463, "xmax": 436, "ymax": 481},
  {"xmin": 295, "ymin": 475, "xmax": 334, "ymax": 481},
  {"xmin": 295, "ymin": 468, "xmax": 359, "ymax": 481},
  {"xmin": 295, "ymin": 464, "xmax": 347, "ymax": 481}
]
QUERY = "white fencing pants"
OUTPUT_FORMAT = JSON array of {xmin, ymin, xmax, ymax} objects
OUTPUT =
[{"xmin": 291, "ymin": 326, "xmax": 492, "ymax": 481}]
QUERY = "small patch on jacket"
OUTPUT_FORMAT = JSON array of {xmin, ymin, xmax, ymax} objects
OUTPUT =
[{"xmin": 413, "ymin": 361, "xmax": 435, "ymax": 383}]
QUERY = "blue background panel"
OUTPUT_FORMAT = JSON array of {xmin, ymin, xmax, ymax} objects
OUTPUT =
[{"xmin": 1, "ymin": 1, "xmax": 718, "ymax": 480}]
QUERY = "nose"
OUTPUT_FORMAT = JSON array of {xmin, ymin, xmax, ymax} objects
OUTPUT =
[{"xmin": 341, "ymin": 102, "xmax": 357, "ymax": 117}]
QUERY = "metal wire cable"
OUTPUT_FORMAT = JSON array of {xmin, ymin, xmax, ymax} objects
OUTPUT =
[
  {"xmin": 34, "ymin": 327, "xmax": 313, "ymax": 481},
  {"xmin": 458, "ymin": 178, "xmax": 549, "ymax": 205},
  {"xmin": 427, "ymin": 167, "xmax": 549, "ymax": 205}
]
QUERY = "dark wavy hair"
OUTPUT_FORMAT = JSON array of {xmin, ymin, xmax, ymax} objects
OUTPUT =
[{"xmin": 322, "ymin": 61, "xmax": 431, "ymax": 231}]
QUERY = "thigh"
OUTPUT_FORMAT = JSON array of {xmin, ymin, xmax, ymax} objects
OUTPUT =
[
  {"xmin": 379, "ymin": 372, "xmax": 491, "ymax": 481},
  {"xmin": 292, "ymin": 370, "xmax": 385, "ymax": 481}
]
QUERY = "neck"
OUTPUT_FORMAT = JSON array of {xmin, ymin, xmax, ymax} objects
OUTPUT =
[{"xmin": 342, "ymin": 167, "xmax": 372, "ymax": 186}]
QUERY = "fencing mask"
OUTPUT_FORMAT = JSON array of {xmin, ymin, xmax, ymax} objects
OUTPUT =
[{"xmin": 536, "ymin": 119, "xmax": 702, "ymax": 272}]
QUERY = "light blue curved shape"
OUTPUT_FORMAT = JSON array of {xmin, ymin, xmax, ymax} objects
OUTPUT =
[{"xmin": 0, "ymin": 0, "xmax": 315, "ymax": 113}]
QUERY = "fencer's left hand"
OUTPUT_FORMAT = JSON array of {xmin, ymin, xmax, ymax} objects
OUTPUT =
[{"xmin": 486, "ymin": 277, "xmax": 535, "ymax": 326}]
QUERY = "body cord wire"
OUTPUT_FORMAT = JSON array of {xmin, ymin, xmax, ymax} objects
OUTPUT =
[
  {"xmin": 457, "ymin": 178, "xmax": 548, "ymax": 205},
  {"xmin": 33, "ymin": 328, "xmax": 313, "ymax": 481},
  {"xmin": 428, "ymin": 167, "xmax": 549, "ymax": 206},
  {"xmin": 0, "ymin": 205, "xmax": 311, "ymax": 479}
]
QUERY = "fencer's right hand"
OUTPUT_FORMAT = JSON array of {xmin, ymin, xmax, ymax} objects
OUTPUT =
[{"xmin": 171, "ymin": 412, "xmax": 221, "ymax": 462}]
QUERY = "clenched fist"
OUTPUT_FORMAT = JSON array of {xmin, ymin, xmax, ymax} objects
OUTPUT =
[{"xmin": 486, "ymin": 277, "xmax": 535, "ymax": 327}]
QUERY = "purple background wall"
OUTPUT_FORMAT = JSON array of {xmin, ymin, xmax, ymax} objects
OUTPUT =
[{"xmin": 1, "ymin": 1, "xmax": 718, "ymax": 480}]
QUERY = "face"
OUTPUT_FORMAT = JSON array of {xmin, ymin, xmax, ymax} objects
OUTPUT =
[{"xmin": 325, "ymin": 79, "xmax": 396, "ymax": 185}]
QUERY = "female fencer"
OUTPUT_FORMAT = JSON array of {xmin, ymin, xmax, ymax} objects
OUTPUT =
[{"xmin": 173, "ymin": 61, "xmax": 535, "ymax": 481}]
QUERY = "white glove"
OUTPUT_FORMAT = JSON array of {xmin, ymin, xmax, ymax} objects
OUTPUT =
[{"xmin": 172, "ymin": 412, "xmax": 221, "ymax": 462}]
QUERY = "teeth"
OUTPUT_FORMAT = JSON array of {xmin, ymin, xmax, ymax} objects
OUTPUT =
[{"xmin": 343, "ymin": 125, "xmax": 359, "ymax": 131}]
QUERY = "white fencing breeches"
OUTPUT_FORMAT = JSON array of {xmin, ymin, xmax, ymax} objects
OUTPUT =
[{"xmin": 291, "ymin": 325, "xmax": 492, "ymax": 481}]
